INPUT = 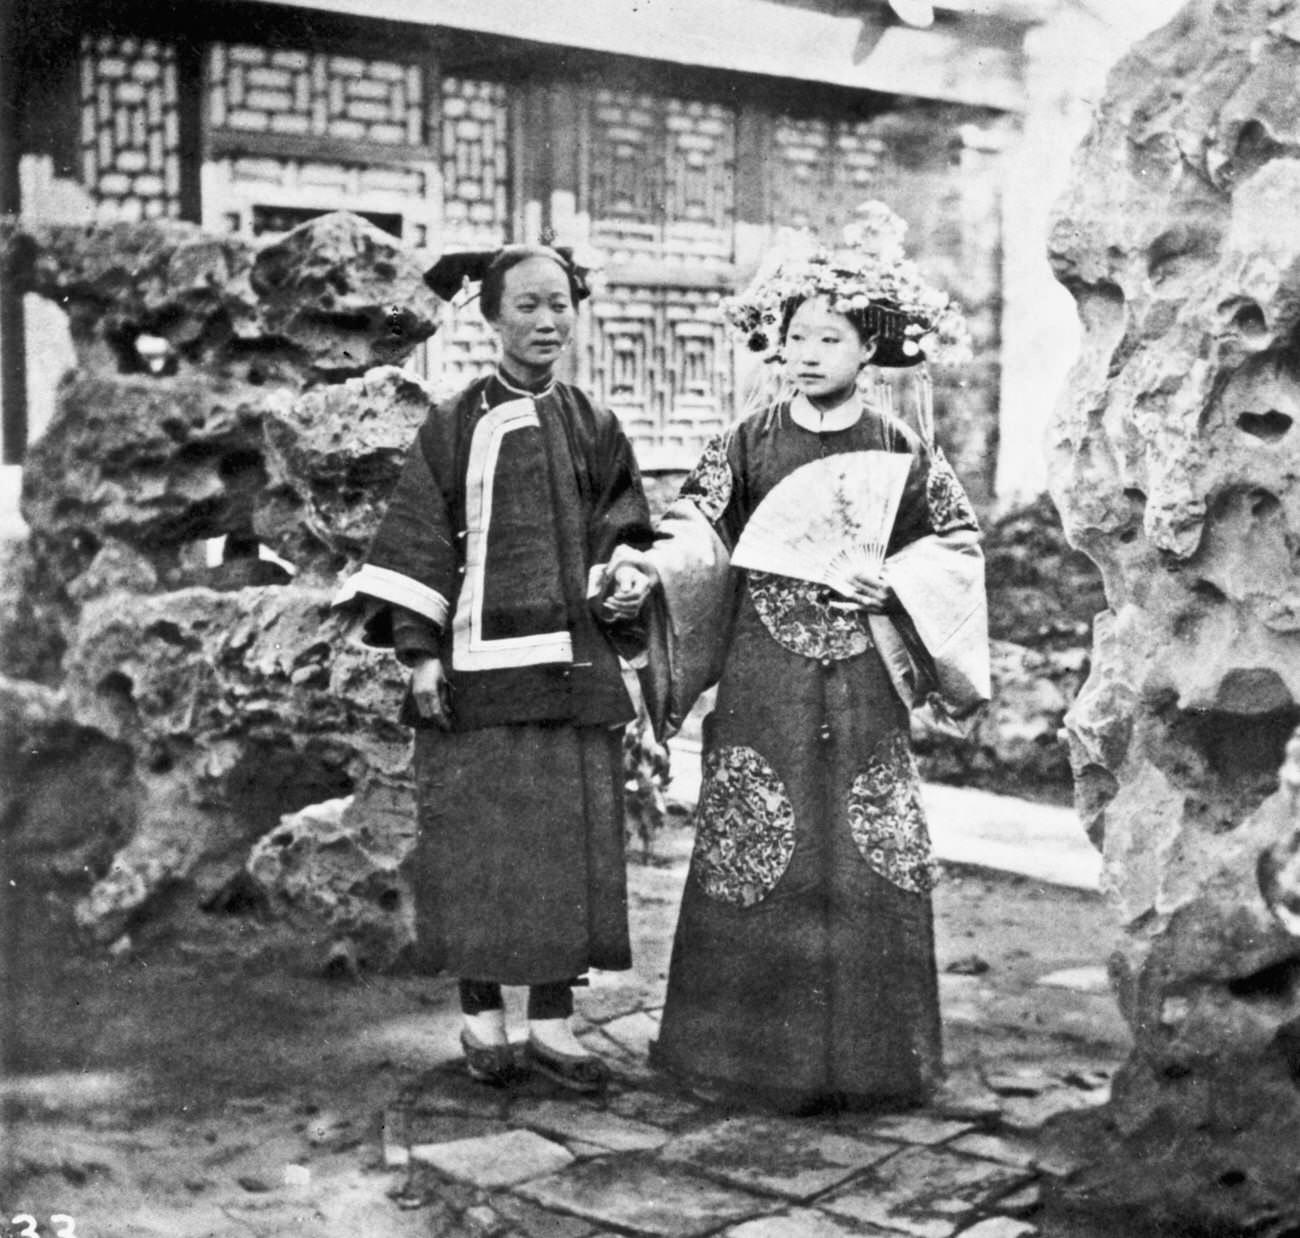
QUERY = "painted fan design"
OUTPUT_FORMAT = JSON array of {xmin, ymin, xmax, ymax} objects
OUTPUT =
[{"xmin": 731, "ymin": 451, "xmax": 912, "ymax": 596}]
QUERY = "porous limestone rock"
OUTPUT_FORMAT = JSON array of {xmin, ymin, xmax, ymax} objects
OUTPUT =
[
  {"xmin": 0, "ymin": 674, "xmax": 138, "ymax": 885},
  {"xmin": 0, "ymin": 211, "xmax": 439, "ymax": 382},
  {"xmin": 1046, "ymin": 0, "xmax": 1300, "ymax": 1228},
  {"xmin": 250, "ymin": 210, "xmax": 439, "ymax": 378},
  {"xmin": 20, "ymin": 373, "xmax": 277, "ymax": 561},
  {"xmin": 256, "ymin": 366, "xmax": 437, "ymax": 580},
  {"xmin": 246, "ymin": 784, "xmax": 417, "ymax": 971},
  {"xmin": 0, "ymin": 212, "xmax": 441, "ymax": 948},
  {"xmin": 57, "ymin": 580, "xmax": 411, "ymax": 943}
]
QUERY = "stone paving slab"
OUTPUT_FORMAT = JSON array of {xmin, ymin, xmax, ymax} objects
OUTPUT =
[
  {"xmin": 818, "ymin": 1146, "xmax": 1033, "ymax": 1238},
  {"xmin": 946, "ymin": 1131, "xmax": 1038, "ymax": 1170},
  {"xmin": 563, "ymin": 1138, "xmax": 614, "ymax": 1160},
  {"xmin": 599, "ymin": 1008, "xmax": 662, "ymax": 1057},
  {"xmin": 960, "ymin": 1219, "xmax": 1039, "ymax": 1238},
  {"xmin": 411, "ymin": 1128, "xmax": 574, "ymax": 1189},
  {"xmin": 516, "ymin": 1152, "xmax": 771, "ymax": 1237},
  {"xmin": 996, "ymin": 1181, "xmax": 1043, "ymax": 1215},
  {"xmin": 857, "ymin": 1112, "xmax": 974, "ymax": 1146},
  {"xmin": 512, "ymin": 1097, "xmax": 674, "ymax": 1153},
  {"xmin": 581, "ymin": 1027, "xmax": 662, "ymax": 1086},
  {"xmin": 723, "ymin": 1208, "xmax": 898, "ymax": 1236},
  {"xmin": 996, "ymin": 1087, "xmax": 1103, "ymax": 1131},
  {"xmin": 492, "ymin": 1192, "xmax": 603, "ymax": 1238},
  {"xmin": 397, "ymin": 1106, "xmax": 507, "ymax": 1148},
  {"xmin": 608, "ymin": 1087, "xmax": 704, "ymax": 1131},
  {"xmin": 660, "ymin": 1114, "xmax": 899, "ymax": 1202}
]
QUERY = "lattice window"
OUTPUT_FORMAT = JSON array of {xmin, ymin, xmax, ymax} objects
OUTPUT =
[
  {"xmin": 582, "ymin": 88, "xmax": 735, "ymax": 264},
  {"xmin": 208, "ymin": 44, "xmax": 425, "ymax": 147},
  {"xmin": 79, "ymin": 35, "xmax": 182, "ymax": 220},
  {"xmin": 430, "ymin": 77, "xmax": 513, "ymax": 390},
  {"xmin": 769, "ymin": 116, "xmax": 886, "ymax": 236},
  {"xmin": 439, "ymin": 77, "xmax": 510, "ymax": 244},
  {"xmin": 583, "ymin": 286, "xmax": 732, "ymax": 459}
]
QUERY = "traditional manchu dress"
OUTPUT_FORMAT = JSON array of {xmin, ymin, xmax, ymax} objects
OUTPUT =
[
  {"xmin": 646, "ymin": 392, "xmax": 987, "ymax": 1111},
  {"xmin": 335, "ymin": 372, "xmax": 653, "ymax": 986}
]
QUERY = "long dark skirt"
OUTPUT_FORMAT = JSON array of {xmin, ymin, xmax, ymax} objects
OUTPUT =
[
  {"xmin": 653, "ymin": 591, "xmax": 943, "ymax": 1111},
  {"xmin": 409, "ymin": 722, "xmax": 630, "ymax": 985}
]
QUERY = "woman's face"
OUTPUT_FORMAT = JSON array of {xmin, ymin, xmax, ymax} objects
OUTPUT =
[
  {"xmin": 489, "ymin": 256, "xmax": 575, "ymax": 383},
  {"xmin": 783, "ymin": 297, "xmax": 874, "ymax": 407}
]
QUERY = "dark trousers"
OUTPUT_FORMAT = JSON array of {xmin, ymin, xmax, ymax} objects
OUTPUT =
[{"xmin": 459, "ymin": 978, "xmax": 574, "ymax": 1020}]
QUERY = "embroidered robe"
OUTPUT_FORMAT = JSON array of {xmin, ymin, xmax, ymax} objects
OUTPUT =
[{"xmin": 648, "ymin": 398, "xmax": 988, "ymax": 1110}]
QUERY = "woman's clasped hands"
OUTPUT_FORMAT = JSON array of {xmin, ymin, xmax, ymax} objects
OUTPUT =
[{"xmin": 599, "ymin": 549, "xmax": 658, "ymax": 621}]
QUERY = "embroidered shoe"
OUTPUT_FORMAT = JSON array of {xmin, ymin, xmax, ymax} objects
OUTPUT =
[
  {"xmin": 525, "ymin": 1036, "xmax": 610, "ymax": 1094},
  {"xmin": 460, "ymin": 1027, "xmax": 519, "ymax": 1087}
]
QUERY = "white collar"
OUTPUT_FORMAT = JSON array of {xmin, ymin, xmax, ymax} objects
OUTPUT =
[{"xmin": 789, "ymin": 391, "xmax": 864, "ymax": 433}]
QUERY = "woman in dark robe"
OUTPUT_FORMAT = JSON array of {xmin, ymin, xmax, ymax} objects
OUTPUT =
[
  {"xmin": 335, "ymin": 244, "xmax": 654, "ymax": 1090},
  {"xmin": 617, "ymin": 204, "xmax": 989, "ymax": 1112}
]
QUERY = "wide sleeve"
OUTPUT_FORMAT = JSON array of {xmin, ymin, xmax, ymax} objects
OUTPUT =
[
  {"xmin": 331, "ymin": 415, "xmax": 459, "ymax": 649},
  {"xmin": 869, "ymin": 443, "xmax": 990, "ymax": 717},
  {"xmin": 630, "ymin": 432, "xmax": 742, "ymax": 740}
]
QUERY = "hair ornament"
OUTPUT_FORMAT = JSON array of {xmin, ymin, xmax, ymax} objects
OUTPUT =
[
  {"xmin": 723, "ymin": 200, "xmax": 971, "ymax": 367},
  {"xmin": 423, "ymin": 243, "xmax": 604, "ymax": 305}
]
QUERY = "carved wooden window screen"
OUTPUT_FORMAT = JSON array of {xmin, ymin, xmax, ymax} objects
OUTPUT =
[
  {"xmin": 425, "ymin": 76, "xmax": 513, "ymax": 396},
  {"xmin": 769, "ymin": 114, "xmax": 887, "ymax": 237},
  {"xmin": 79, "ymin": 35, "xmax": 183, "ymax": 220},
  {"xmin": 584, "ymin": 286, "xmax": 732, "ymax": 460},
  {"xmin": 208, "ymin": 44, "xmax": 425, "ymax": 148},
  {"xmin": 580, "ymin": 88, "xmax": 736, "ymax": 265}
]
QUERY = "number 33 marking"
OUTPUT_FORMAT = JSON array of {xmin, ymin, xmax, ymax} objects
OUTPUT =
[{"xmin": 11, "ymin": 1217, "xmax": 77, "ymax": 1237}]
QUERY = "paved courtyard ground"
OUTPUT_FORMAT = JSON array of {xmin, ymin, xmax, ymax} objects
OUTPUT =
[{"xmin": 3, "ymin": 784, "xmax": 1127, "ymax": 1238}]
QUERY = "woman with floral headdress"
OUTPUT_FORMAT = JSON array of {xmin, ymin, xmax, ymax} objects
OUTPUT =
[
  {"xmin": 614, "ymin": 202, "xmax": 989, "ymax": 1111},
  {"xmin": 334, "ymin": 244, "xmax": 655, "ymax": 1091}
]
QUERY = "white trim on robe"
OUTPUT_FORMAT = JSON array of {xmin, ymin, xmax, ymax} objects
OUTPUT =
[
  {"xmin": 452, "ymin": 397, "xmax": 575, "ymax": 671},
  {"xmin": 333, "ymin": 563, "xmax": 450, "ymax": 629}
]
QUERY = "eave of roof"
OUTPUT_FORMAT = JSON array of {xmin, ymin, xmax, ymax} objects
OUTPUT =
[{"xmin": 230, "ymin": 0, "xmax": 1031, "ymax": 111}]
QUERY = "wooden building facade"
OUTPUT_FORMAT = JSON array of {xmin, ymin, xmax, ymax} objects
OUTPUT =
[{"xmin": 3, "ymin": 0, "xmax": 1042, "ymax": 495}]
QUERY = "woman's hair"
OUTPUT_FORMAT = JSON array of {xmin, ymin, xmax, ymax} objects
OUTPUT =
[
  {"xmin": 779, "ymin": 295, "xmax": 874, "ymax": 348},
  {"xmin": 780, "ymin": 293, "xmax": 920, "ymax": 367},
  {"xmin": 480, "ymin": 246, "xmax": 583, "ymax": 321}
]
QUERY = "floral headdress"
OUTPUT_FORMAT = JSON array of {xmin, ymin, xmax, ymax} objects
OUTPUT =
[{"xmin": 722, "ymin": 201, "xmax": 971, "ymax": 367}]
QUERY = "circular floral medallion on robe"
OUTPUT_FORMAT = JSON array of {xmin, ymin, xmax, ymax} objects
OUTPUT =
[
  {"xmin": 747, "ymin": 571, "xmax": 872, "ymax": 661},
  {"xmin": 691, "ymin": 744, "xmax": 796, "ymax": 907},
  {"xmin": 847, "ymin": 734, "xmax": 939, "ymax": 893}
]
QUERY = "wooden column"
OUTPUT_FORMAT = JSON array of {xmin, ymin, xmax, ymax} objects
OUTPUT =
[{"xmin": 0, "ymin": 0, "xmax": 28, "ymax": 463}]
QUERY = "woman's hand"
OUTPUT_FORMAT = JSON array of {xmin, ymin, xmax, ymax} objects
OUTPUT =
[
  {"xmin": 602, "ymin": 563, "xmax": 655, "ymax": 620},
  {"xmin": 410, "ymin": 656, "xmax": 451, "ymax": 729},
  {"xmin": 836, "ymin": 566, "xmax": 894, "ymax": 613}
]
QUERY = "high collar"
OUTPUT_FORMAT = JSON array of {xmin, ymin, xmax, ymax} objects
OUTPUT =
[
  {"xmin": 789, "ymin": 390, "xmax": 864, "ymax": 433},
  {"xmin": 493, "ymin": 365, "xmax": 558, "ymax": 399}
]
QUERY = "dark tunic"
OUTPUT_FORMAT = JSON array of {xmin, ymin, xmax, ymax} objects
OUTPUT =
[
  {"xmin": 651, "ymin": 400, "xmax": 982, "ymax": 1110},
  {"xmin": 336, "ymin": 373, "xmax": 653, "ymax": 984}
]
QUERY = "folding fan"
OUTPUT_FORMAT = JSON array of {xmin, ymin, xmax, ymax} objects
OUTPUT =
[{"xmin": 731, "ymin": 451, "xmax": 912, "ymax": 596}]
